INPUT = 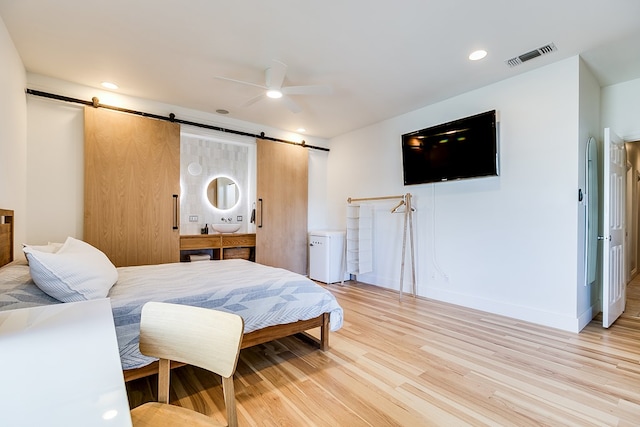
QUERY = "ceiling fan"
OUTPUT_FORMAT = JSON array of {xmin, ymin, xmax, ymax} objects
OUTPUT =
[{"xmin": 215, "ymin": 59, "xmax": 332, "ymax": 113}]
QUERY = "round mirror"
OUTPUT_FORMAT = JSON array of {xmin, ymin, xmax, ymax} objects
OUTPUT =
[{"xmin": 207, "ymin": 177, "xmax": 240, "ymax": 210}]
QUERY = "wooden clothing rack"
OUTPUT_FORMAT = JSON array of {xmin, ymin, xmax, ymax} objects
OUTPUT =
[{"xmin": 346, "ymin": 193, "xmax": 416, "ymax": 299}]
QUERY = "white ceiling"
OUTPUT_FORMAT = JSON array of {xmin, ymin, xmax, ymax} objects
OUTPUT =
[{"xmin": 1, "ymin": 0, "xmax": 640, "ymax": 139}]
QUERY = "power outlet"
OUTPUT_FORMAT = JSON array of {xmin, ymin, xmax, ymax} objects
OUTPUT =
[{"xmin": 188, "ymin": 215, "xmax": 198, "ymax": 222}]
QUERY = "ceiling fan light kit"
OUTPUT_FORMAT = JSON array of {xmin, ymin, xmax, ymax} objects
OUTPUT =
[
  {"xmin": 215, "ymin": 59, "xmax": 331, "ymax": 113},
  {"xmin": 266, "ymin": 89, "xmax": 283, "ymax": 99}
]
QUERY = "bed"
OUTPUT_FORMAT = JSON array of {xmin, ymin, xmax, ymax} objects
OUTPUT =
[{"xmin": 0, "ymin": 209, "xmax": 343, "ymax": 382}]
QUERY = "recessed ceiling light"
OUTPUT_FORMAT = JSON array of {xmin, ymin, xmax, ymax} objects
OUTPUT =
[
  {"xmin": 297, "ymin": 128, "xmax": 306, "ymax": 133},
  {"xmin": 216, "ymin": 109, "xmax": 230, "ymax": 115},
  {"xmin": 469, "ymin": 50, "xmax": 487, "ymax": 61},
  {"xmin": 101, "ymin": 81, "xmax": 118, "ymax": 90},
  {"xmin": 266, "ymin": 89, "xmax": 283, "ymax": 99}
]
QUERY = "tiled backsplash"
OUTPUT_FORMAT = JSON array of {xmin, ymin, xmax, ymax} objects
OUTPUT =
[{"xmin": 180, "ymin": 134, "xmax": 250, "ymax": 235}]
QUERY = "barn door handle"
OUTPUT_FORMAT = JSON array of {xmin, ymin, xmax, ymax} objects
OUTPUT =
[
  {"xmin": 172, "ymin": 194, "xmax": 179, "ymax": 230},
  {"xmin": 257, "ymin": 198, "xmax": 263, "ymax": 228}
]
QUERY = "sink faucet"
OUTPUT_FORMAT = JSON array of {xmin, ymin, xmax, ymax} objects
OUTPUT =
[{"xmin": 221, "ymin": 217, "xmax": 232, "ymax": 222}]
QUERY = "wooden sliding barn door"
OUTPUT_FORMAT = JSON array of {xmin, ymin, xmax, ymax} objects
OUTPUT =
[
  {"xmin": 256, "ymin": 139, "xmax": 308, "ymax": 274},
  {"xmin": 84, "ymin": 107, "xmax": 180, "ymax": 267}
]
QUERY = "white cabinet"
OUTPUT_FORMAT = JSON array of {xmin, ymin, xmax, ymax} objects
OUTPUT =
[{"xmin": 309, "ymin": 231, "xmax": 345, "ymax": 283}]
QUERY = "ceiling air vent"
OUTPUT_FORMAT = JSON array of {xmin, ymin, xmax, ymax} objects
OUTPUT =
[{"xmin": 506, "ymin": 43, "xmax": 557, "ymax": 67}]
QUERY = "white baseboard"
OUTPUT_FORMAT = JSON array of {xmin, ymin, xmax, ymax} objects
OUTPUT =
[{"xmin": 355, "ymin": 274, "xmax": 589, "ymax": 333}]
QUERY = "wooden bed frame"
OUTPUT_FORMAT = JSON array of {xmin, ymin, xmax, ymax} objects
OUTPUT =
[
  {"xmin": 0, "ymin": 208, "xmax": 332, "ymax": 383},
  {"xmin": 124, "ymin": 312, "xmax": 329, "ymax": 382},
  {"xmin": 0, "ymin": 209, "xmax": 13, "ymax": 268}
]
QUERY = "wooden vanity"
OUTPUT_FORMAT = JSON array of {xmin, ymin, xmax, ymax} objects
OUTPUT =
[{"xmin": 180, "ymin": 233, "xmax": 256, "ymax": 261}]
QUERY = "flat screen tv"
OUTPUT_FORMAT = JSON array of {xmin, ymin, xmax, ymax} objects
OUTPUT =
[{"xmin": 401, "ymin": 110, "xmax": 498, "ymax": 185}]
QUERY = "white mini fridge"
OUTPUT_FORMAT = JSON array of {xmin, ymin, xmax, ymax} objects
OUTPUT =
[{"xmin": 309, "ymin": 231, "xmax": 345, "ymax": 284}]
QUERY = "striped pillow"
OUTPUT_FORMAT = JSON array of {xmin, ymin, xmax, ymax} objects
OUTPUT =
[{"xmin": 23, "ymin": 237, "xmax": 118, "ymax": 302}]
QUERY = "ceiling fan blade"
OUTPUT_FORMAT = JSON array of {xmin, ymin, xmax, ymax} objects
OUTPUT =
[
  {"xmin": 266, "ymin": 59, "xmax": 287, "ymax": 89},
  {"xmin": 214, "ymin": 75, "xmax": 267, "ymax": 90},
  {"xmin": 282, "ymin": 95, "xmax": 302, "ymax": 114},
  {"xmin": 241, "ymin": 93, "xmax": 265, "ymax": 108},
  {"xmin": 282, "ymin": 84, "xmax": 332, "ymax": 96}
]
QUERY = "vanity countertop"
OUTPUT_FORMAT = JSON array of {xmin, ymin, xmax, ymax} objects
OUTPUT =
[{"xmin": 180, "ymin": 232, "xmax": 255, "ymax": 237}]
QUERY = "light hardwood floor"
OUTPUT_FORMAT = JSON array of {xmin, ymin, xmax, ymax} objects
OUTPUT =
[{"xmin": 126, "ymin": 280, "xmax": 640, "ymax": 426}]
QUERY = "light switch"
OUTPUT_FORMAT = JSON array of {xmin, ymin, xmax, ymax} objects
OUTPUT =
[{"xmin": 189, "ymin": 215, "xmax": 198, "ymax": 222}]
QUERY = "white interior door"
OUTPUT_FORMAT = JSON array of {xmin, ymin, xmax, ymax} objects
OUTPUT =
[{"xmin": 602, "ymin": 128, "xmax": 626, "ymax": 328}]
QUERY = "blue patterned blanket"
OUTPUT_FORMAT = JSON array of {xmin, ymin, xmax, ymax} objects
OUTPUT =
[{"xmin": 0, "ymin": 259, "xmax": 343, "ymax": 370}]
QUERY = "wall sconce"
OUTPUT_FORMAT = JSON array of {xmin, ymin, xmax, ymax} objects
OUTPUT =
[{"xmin": 187, "ymin": 162, "xmax": 202, "ymax": 176}]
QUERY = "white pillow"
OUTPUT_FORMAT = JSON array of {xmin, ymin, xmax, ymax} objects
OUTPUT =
[
  {"xmin": 22, "ymin": 242, "xmax": 64, "ymax": 254},
  {"xmin": 23, "ymin": 237, "xmax": 118, "ymax": 302},
  {"xmin": 22, "ymin": 242, "xmax": 64, "ymax": 264}
]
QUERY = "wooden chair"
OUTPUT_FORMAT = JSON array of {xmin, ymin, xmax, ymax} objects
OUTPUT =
[{"xmin": 130, "ymin": 302, "xmax": 244, "ymax": 427}]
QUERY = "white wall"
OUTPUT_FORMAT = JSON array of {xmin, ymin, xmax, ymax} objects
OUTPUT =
[
  {"xmin": 23, "ymin": 74, "xmax": 330, "ymax": 247},
  {"xmin": 327, "ymin": 57, "xmax": 584, "ymax": 331},
  {"xmin": 0, "ymin": 16, "xmax": 27, "ymax": 257},
  {"xmin": 26, "ymin": 97, "xmax": 84, "ymax": 244},
  {"xmin": 601, "ymin": 77, "xmax": 640, "ymax": 142},
  {"xmin": 576, "ymin": 59, "xmax": 601, "ymax": 330}
]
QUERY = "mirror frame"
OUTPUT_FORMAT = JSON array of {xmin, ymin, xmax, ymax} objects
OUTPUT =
[{"xmin": 206, "ymin": 176, "xmax": 240, "ymax": 211}]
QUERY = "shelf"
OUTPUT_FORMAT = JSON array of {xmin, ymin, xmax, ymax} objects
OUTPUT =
[{"xmin": 180, "ymin": 234, "xmax": 255, "ymax": 261}]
